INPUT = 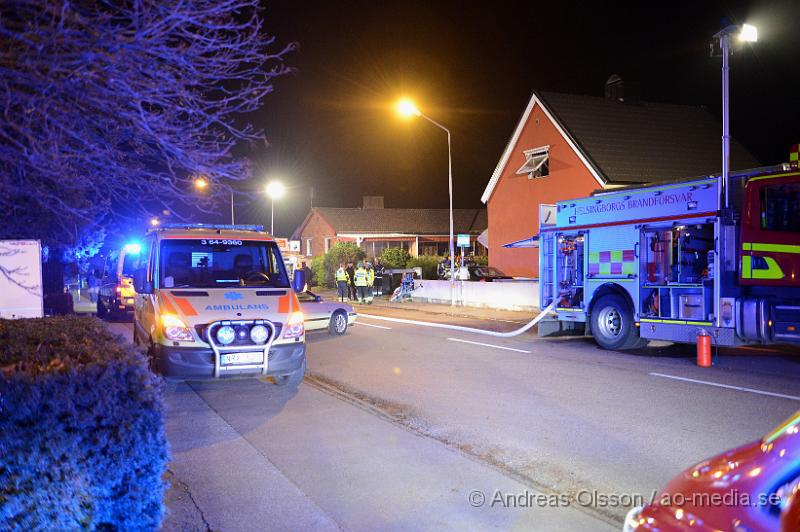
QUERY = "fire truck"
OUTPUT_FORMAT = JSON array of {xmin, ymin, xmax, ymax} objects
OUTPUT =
[{"xmin": 538, "ymin": 155, "xmax": 800, "ymax": 349}]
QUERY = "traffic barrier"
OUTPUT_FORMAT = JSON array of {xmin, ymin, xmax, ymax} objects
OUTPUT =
[{"xmin": 411, "ymin": 279, "xmax": 540, "ymax": 311}]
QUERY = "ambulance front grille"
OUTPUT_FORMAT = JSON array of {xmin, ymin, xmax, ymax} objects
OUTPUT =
[{"xmin": 195, "ymin": 322, "xmax": 282, "ymax": 345}]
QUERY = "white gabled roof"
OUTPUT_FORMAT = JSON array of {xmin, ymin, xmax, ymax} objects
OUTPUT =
[{"xmin": 480, "ymin": 91, "xmax": 606, "ymax": 204}]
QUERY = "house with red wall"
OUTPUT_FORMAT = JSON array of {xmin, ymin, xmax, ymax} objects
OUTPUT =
[
  {"xmin": 292, "ymin": 196, "xmax": 487, "ymax": 259},
  {"xmin": 481, "ymin": 83, "xmax": 757, "ymax": 278}
]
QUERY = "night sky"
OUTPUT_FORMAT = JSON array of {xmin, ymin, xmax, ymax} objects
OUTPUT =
[{"xmin": 227, "ymin": 0, "xmax": 800, "ymax": 237}]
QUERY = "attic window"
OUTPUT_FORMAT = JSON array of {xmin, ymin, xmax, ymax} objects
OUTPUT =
[{"xmin": 516, "ymin": 146, "xmax": 549, "ymax": 178}]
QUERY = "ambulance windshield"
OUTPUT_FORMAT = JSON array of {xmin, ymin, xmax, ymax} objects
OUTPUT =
[{"xmin": 159, "ymin": 239, "xmax": 290, "ymax": 289}]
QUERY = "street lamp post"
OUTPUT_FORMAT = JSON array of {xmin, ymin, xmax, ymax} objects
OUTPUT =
[
  {"xmin": 713, "ymin": 23, "xmax": 757, "ymax": 211},
  {"xmin": 711, "ymin": 23, "xmax": 757, "ymax": 328},
  {"xmin": 194, "ymin": 176, "xmax": 236, "ymax": 225},
  {"xmin": 265, "ymin": 181, "xmax": 286, "ymax": 235},
  {"xmin": 397, "ymin": 99, "xmax": 456, "ymax": 306}
]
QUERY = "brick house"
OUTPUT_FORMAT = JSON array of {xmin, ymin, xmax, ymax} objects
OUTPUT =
[
  {"xmin": 292, "ymin": 196, "xmax": 487, "ymax": 259},
  {"xmin": 481, "ymin": 82, "xmax": 758, "ymax": 277}
]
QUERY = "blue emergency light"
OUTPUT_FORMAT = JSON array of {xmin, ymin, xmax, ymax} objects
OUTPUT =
[
  {"xmin": 124, "ymin": 243, "xmax": 141, "ymax": 254},
  {"xmin": 151, "ymin": 223, "xmax": 265, "ymax": 232}
]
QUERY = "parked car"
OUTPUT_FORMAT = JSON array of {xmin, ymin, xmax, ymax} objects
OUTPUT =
[
  {"xmin": 624, "ymin": 409, "xmax": 800, "ymax": 532},
  {"xmin": 297, "ymin": 290, "xmax": 356, "ymax": 334},
  {"xmin": 438, "ymin": 262, "xmax": 512, "ymax": 282},
  {"xmin": 466, "ymin": 265, "xmax": 513, "ymax": 282}
]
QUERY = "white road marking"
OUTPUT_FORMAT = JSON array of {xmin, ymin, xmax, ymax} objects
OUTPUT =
[
  {"xmin": 358, "ymin": 306, "xmax": 555, "ymax": 339},
  {"xmin": 649, "ymin": 372, "xmax": 800, "ymax": 402},
  {"xmin": 356, "ymin": 321, "xmax": 392, "ymax": 330},
  {"xmin": 447, "ymin": 337, "xmax": 531, "ymax": 354}
]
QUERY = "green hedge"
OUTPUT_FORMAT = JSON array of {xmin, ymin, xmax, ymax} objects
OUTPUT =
[
  {"xmin": 406, "ymin": 255, "xmax": 442, "ymax": 279},
  {"xmin": 310, "ymin": 255, "xmax": 326, "ymax": 287},
  {"xmin": 319, "ymin": 242, "xmax": 365, "ymax": 288},
  {"xmin": 0, "ymin": 316, "xmax": 168, "ymax": 531},
  {"xmin": 380, "ymin": 247, "xmax": 410, "ymax": 269}
]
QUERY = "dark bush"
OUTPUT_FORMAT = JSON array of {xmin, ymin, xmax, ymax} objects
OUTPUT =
[{"xmin": 0, "ymin": 316, "xmax": 168, "ymax": 531}]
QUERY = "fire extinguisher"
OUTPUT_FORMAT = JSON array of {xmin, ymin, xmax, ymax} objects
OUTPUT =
[{"xmin": 697, "ymin": 330, "xmax": 712, "ymax": 367}]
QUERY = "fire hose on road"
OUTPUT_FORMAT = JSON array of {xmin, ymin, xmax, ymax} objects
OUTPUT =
[{"xmin": 358, "ymin": 300, "xmax": 558, "ymax": 338}]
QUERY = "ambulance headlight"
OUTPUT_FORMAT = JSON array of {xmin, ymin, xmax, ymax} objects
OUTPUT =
[
  {"xmin": 162, "ymin": 314, "xmax": 194, "ymax": 342},
  {"xmin": 250, "ymin": 324, "xmax": 270, "ymax": 344},
  {"xmin": 216, "ymin": 325, "xmax": 236, "ymax": 345},
  {"xmin": 283, "ymin": 311, "xmax": 305, "ymax": 339}
]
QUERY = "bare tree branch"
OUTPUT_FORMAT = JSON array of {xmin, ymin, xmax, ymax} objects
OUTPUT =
[
  {"xmin": 0, "ymin": 0, "xmax": 294, "ymax": 245},
  {"xmin": 0, "ymin": 244, "xmax": 40, "ymax": 294}
]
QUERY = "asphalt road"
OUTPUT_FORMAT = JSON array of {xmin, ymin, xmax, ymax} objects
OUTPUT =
[{"xmin": 107, "ymin": 311, "xmax": 799, "ymax": 530}]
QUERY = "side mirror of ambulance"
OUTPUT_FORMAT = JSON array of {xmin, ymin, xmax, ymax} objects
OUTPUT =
[
  {"xmin": 133, "ymin": 268, "xmax": 153, "ymax": 294},
  {"xmin": 292, "ymin": 269, "xmax": 306, "ymax": 294}
]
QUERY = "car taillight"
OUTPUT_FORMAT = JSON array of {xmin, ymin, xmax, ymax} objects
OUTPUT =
[{"xmin": 283, "ymin": 311, "xmax": 304, "ymax": 339}]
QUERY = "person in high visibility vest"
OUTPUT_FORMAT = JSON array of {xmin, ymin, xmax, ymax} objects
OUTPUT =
[
  {"xmin": 335, "ymin": 263, "xmax": 350, "ymax": 302},
  {"xmin": 365, "ymin": 262, "xmax": 375, "ymax": 304},
  {"xmin": 354, "ymin": 261, "xmax": 368, "ymax": 302}
]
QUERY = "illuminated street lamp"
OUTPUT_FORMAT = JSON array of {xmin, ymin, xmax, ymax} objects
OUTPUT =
[
  {"xmin": 265, "ymin": 180, "xmax": 286, "ymax": 235},
  {"xmin": 194, "ymin": 176, "xmax": 235, "ymax": 225},
  {"xmin": 396, "ymin": 98, "xmax": 456, "ymax": 306},
  {"xmin": 711, "ymin": 23, "xmax": 757, "ymax": 328},
  {"xmin": 713, "ymin": 23, "xmax": 757, "ymax": 210},
  {"xmin": 150, "ymin": 217, "xmax": 160, "ymax": 227}
]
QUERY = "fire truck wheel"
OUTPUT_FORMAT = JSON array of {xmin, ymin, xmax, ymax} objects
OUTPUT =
[{"xmin": 591, "ymin": 294, "xmax": 645, "ymax": 350}]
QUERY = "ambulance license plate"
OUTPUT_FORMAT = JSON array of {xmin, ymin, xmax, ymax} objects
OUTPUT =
[{"xmin": 220, "ymin": 352, "xmax": 263, "ymax": 365}]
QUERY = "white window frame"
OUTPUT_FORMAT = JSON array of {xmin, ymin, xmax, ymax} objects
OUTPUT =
[
  {"xmin": 306, "ymin": 239, "xmax": 312, "ymax": 256},
  {"xmin": 516, "ymin": 145, "xmax": 550, "ymax": 178}
]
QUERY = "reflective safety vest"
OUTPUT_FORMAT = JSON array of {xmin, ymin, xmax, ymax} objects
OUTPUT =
[
  {"xmin": 336, "ymin": 268, "xmax": 350, "ymax": 282},
  {"xmin": 354, "ymin": 268, "xmax": 368, "ymax": 286},
  {"xmin": 367, "ymin": 269, "xmax": 375, "ymax": 286}
]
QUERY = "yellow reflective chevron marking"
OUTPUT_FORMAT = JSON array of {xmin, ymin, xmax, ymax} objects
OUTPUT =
[
  {"xmin": 742, "ymin": 242, "xmax": 800, "ymax": 254},
  {"xmin": 639, "ymin": 318, "xmax": 713, "ymax": 326},
  {"xmin": 747, "ymin": 171, "xmax": 800, "ymax": 182},
  {"xmin": 741, "ymin": 255, "xmax": 785, "ymax": 280}
]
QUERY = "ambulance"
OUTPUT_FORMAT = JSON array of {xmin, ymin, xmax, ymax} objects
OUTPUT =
[
  {"xmin": 538, "ymin": 154, "xmax": 800, "ymax": 350},
  {"xmin": 132, "ymin": 224, "xmax": 306, "ymax": 385}
]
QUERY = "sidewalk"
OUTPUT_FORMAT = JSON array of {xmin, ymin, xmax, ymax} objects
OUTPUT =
[
  {"xmin": 313, "ymin": 287, "xmax": 538, "ymax": 325},
  {"xmin": 72, "ymin": 291, "xmax": 97, "ymax": 314}
]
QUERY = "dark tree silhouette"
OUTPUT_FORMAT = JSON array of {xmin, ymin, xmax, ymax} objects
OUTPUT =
[{"xmin": 0, "ymin": 0, "xmax": 294, "ymax": 244}]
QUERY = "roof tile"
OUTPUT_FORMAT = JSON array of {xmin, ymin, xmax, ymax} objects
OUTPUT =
[
  {"xmin": 312, "ymin": 208, "xmax": 487, "ymax": 235},
  {"xmin": 539, "ymin": 91, "xmax": 759, "ymax": 183}
]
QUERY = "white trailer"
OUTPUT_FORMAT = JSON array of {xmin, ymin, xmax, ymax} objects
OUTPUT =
[{"xmin": 0, "ymin": 240, "xmax": 44, "ymax": 319}]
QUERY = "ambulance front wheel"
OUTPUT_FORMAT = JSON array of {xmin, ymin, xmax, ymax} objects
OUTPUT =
[
  {"xmin": 273, "ymin": 358, "xmax": 306, "ymax": 388},
  {"xmin": 591, "ymin": 294, "xmax": 646, "ymax": 350}
]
